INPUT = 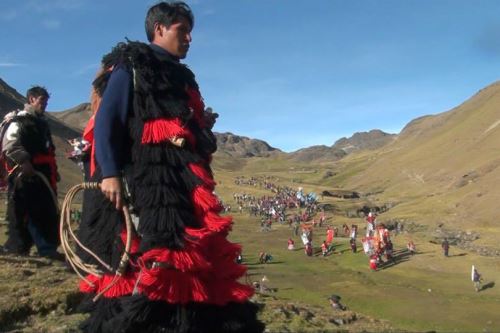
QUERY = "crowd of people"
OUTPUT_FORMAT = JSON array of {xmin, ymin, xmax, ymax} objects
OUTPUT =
[
  {"xmin": 232, "ymin": 177, "xmax": 322, "ymax": 234},
  {"xmin": 233, "ymin": 175, "xmax": 492, "ymax": 291},
  {"xmin": 231, "ymin": 176, "xmax": 404, "ymax": 272}
]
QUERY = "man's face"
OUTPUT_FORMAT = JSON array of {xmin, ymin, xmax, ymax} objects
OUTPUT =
[
  {"xmin": 153, "ymin": 16, "xmax": 192, "ymax": 59},
  {"xmin": 29, "ymin": 95, "xmax": 49, "ymax": 114}
]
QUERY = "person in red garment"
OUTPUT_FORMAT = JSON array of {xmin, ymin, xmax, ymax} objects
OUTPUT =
[
  {"xmin": 326, "ymin": 226, "xmax": 334, "ymax": 246},
  {"xmin": 76, "ymin": 2, "xmax": 263, "ymax": 332}
]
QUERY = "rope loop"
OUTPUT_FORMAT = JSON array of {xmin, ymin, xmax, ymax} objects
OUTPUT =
[{"xmin": 59, "ymin": 182, "xmax": 133, "ymax": 301}]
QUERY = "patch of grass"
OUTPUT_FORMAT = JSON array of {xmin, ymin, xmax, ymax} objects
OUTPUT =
[{"xmin": 221, "ymin": 173, "xmax": 500, "ymax": 332}]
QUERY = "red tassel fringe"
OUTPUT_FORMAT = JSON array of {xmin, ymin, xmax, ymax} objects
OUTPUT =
[
  {"xmin": 141, "ymin": 118, "xmax": 196, "ymax": 146},
  {"xmin": 188, "ymin": 163, "xmax": 216, "ymax": 190},
  {"xmin": 79, "ymin": 88, "xmax": 255, "ymax": 305},
  {"xmin": 191, "ymin": 186, "xmax": 223, "ymax": 214},
  {"xmin": 79, "ymin": 234, "xmax": 253, "ymax": 303}
]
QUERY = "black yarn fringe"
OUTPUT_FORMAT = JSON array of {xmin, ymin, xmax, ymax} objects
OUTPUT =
[
  {"xmin": 77, "ymin": 167, "xmax": 127, "ymax": 270},
  {"xmin": 79, "ymin": 294, "xmax": 265, "ymax": 333}
]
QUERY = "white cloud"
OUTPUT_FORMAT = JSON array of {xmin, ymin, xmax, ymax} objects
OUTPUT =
[
  {"xmin": 25, "ymin": 0, "xmax": 84, "ymax": 13},
  {"xmin": 0, "ymin": 62, "xmax": 26, "ymax": 67},
  {"xmin": 41, "ymin": 19, "xmax": 61, "ymax": 30}
]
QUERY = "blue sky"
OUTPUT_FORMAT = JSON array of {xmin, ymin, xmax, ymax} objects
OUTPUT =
[{"xmin": 2, "ymin": 0, "xmax": 500, "ymax": 152}]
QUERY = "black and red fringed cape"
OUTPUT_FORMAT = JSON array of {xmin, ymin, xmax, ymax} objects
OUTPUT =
[{"xmin": 77, "ymin": 41, "xmax": 264, "ymax": 333}]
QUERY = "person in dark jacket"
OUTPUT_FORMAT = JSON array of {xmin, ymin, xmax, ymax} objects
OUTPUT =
[
  {"xmin": 442, "ymin": 238, "xmax": 450, "ymax": 257},
  {"xmin": 76, "ymin": 2, "xmax": 263, "ymax": 332},
  {"xmin": 1, "ymin": 86, "xmax": 60, "ymax": 259}
]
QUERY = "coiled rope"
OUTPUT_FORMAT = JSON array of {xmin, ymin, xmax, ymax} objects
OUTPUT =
[{"xmin": 59, "ymin": 182, "xmax": 133, "ymax": 301}]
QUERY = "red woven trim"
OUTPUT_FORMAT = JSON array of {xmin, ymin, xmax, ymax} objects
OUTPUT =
[{"xmin": 141, "ymin": 118, "xmax": 195, "ymax": 146}]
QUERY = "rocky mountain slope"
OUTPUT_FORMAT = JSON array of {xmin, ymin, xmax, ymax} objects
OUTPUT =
[
  {"xmin": 330, "ymin": 81, "xmax": 500, "ymax": 246},
  {"xmin": 215, "ymin": 132, "xmax": 282, "ymax": 158},
  {"xmin": 287, "ymin": 129, "xmax": 395, "ymax": 162},
  {"xmin": 0, "ymin": 78, "xmax": 25, "ymax": 115},
  {"xmin": 287, "ymin": 145, "xmax": 347, "ymax": 162},
  {"xmin": 332, "ymin": 129, "xmax": 397, "ymax": 153},
  {"xmin": 51, "ymin": 103, "xmax": 92, "ymax": 131}
]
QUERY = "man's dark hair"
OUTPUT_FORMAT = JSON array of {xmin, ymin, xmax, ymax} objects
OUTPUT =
[
  {"xmin": 145, "ymin": 1, "xmax": 194, "ymax": 42},
  {"xmin": 26, "ymin": 86, "xmax": 50, "ymax": 100}
]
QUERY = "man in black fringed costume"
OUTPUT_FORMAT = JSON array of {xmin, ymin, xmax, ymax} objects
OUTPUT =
[
  {"xmin": 77, "ymin": 2, "xmax": 264, "ymax": 332},
  {"xmin": 1, "ymin": 86, "xmax": 60, "ymax": 259}
]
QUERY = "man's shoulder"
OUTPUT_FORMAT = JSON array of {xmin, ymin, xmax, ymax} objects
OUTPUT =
[
  {"xmin": 102, "ymin": 40, "xmax": 151, "ymax": 68},
  {"xmin": 2, "ymin": 109, "xmax": 23, "ymax": 122}
]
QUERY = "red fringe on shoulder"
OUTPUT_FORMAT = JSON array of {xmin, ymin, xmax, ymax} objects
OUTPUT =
[{"xmin": 142, "ymin": 118, "xmax": 195, "ymax": 146}]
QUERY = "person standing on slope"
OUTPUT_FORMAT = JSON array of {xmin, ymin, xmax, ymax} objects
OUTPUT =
[{"xmin": 76, "ymin": 2, "xmax": 263, "ymax": 332}]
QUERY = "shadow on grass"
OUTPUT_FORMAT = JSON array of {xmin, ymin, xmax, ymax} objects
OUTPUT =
[
  {"xmin": 245, "ymin": 265, "xmax": 261, "ymax": 271},
  {"xmin": 378, "ymin": 250, "xmax": 413, "ymax": 270},
  {"xmin": 245, "ymin": 262, "xmax": 262, "ymax": 266},
  {"xmin": 261, "ymin": 261, "xmax": 284, "ymax": 265},
  {"xmin": 449, "ymin": 253, "xmax": 467, "ymax": 257},
  {"xmin": 481, "ymin": 281, "xmax": 495, "ymax": 291}
]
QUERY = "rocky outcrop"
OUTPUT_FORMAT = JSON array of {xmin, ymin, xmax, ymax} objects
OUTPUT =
[
  {"xmin": 322, "ymin": 190, "xmax": 359, "ymax": 199},
  {"xmin": 0, "ymin": 77, "xmax": 25, "ymax": 115},
  {"xmin": 288, "ymin": 145, "xmax": 346, "ymax": 162},
  {"xmin": 333, "ymin": 129, "xmax": 396, "ymax": 153},
  {"xmin": 51, "ymin": 103, "xmax": 92, "ymax": 131},
  {"xmin": 432, "ymin": 227, "xmax": 500, "ymax": 257},
  {"xmin": 215, "ymin": 132, "xmax": 282, "ymax": 158}
]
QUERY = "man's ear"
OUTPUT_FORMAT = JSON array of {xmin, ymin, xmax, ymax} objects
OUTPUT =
[
  {"xmin": 154, "ymin": 23, "xmax": 164, "ymax": 37},
  {"xmin": 28, "ymin": 96, "xmax": 36, "ymax": 105}
]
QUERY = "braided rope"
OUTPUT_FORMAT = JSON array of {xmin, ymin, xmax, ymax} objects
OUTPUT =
[{"xmin": 59, "ymin": 182, "xmax": 133, "ymax": 301}]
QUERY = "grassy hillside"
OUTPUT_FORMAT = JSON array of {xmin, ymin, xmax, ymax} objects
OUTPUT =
[
  {"xmin": 315, "ymin": 82, "xmax": 500, "ymax": 248},
  {"xmin": 213, "ymin": 173, "xmax": 500, "ymax": 332},
  {"xmin": 2, "ymin": 170, "xmax": 499, "ymax": 332},
  {"xmin": 2, "ymin": 79, "xmax": 500, "ymax": 332}
]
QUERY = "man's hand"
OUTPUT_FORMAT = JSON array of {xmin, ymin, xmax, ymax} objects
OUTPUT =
[
  {"xmin": 101, "ymin": 177, "xmax": 123, "ymax": 210},
  {"xmin": 20, "ymin": 161, "xmax": 34, "ymax": 176}
]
